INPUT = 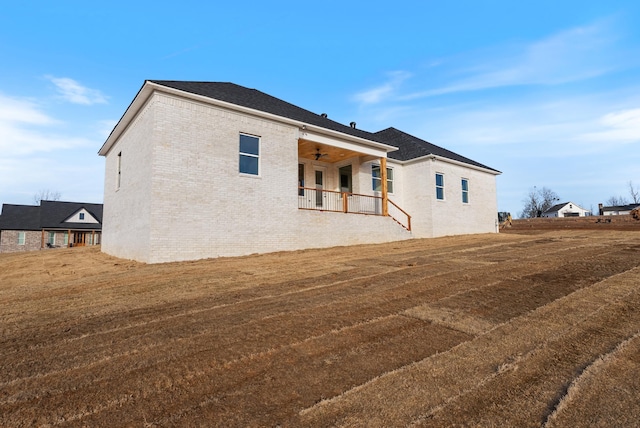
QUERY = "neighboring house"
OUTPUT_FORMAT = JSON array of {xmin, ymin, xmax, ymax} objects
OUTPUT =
[
  {"xmin": 0, "ymin": 200, "xmax": 103, "ymax": 253},
  {"xmin": 542, "ymin": 202, "xmax": 590, "ymax": 218},
  {"xmin": 98, "ymin": 80, "xmax": 501, "ymax": 263},
  {"xmin": 598, "ymin": 203, "xmax": 640, "ymax": 216}
]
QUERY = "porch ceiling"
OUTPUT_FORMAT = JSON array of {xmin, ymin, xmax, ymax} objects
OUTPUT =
[{"xmin": 298, "ymin": 139, "xmax": 364, "ymax": 163}]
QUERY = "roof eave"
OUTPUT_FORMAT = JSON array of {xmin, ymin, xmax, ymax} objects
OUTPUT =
[
  {"xmin": 393, "ymin": 154, "xmax": 502, "ymax": 175},
  {"xmin": 98, "ymin": 81, "xmax": 157, "ymax": 156},
  {"xmin": 100, "ymin": 81, "xmax": 398, "ymax": 157}
]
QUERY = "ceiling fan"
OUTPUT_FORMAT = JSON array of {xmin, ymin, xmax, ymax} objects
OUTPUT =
[{"xmin": 315, "ymin": 148, "xmax": 329, "ymax": 161}]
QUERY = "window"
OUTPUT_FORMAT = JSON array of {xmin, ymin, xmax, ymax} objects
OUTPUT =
[
  {"xmin": 298, "ymin": 163, "xmax": 305, "ymax": 196},
  {"xmin": 461, "ymin": 178, "xmax": 469, "ymax": 203},
  {"xmin": 64, "ymin": 232, "xmax": 69, "ymax": 246},
  {"xmin": 372, "ymin": 165, "xmax": 394, "ymax": 193},
  {"xmin": 17, "ymin": 232, "xmax": 26, "ymax": 245},
  {"xmin": 436, "ymin": 173, "xmax": 445, "ymax": 200},
  {"xmin": 116, "ymin": 152, "xmax": 122, "ymax": 190},
  {"xmin": 79, "ymin": 212, "xmax": 85, "ymax": 220},
  {"xmin": 339, "ymin": 165, "xmax": 352, "ymax": 193},
  {"xmin": 48, "ymin": 232, "xmax": 55, "ymax": 245},
  {"xmin": 239, "ymin": 134, "xmax": 259, "ymax": 175}
]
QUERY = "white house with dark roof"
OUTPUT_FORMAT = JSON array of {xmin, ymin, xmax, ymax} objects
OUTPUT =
[
  {"xmin": 98, "ymin": 80, "xmax": 501, "ymax": 263},
  {"xmin": 0, "ymin": 201, "xmax": 102, "ymax": 253},
  {"xmin": 541, "ymin": 201, "xmax": 590, "ymax": 218}
]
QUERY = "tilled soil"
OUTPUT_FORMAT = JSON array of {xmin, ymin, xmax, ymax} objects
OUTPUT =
[{"xmin": 1, "ymin": 229, "xmax": 640, "ymax": 426}]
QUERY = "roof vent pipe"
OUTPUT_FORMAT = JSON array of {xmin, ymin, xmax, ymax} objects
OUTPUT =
[
  {"xmin": 350, "ymin": 121, "xmax": 356, "ymax": 129},
  {"xmin": 321, "ymin": 113, "xmax": 327, "ymax": 118}
]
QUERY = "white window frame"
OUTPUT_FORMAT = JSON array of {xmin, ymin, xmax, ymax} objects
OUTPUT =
[
  {"xmin": 17, "ymin": 231, "xmax": 26, "ymax": 245},
  {"xmin": 48, "ymin": 231, "xmax": 56, "ymax": 245},
  {"xmin": 436, "ymin": 173, "xmax": 445, "ymax": 200},
  {"xmin": 239, "ymin": 133, "xmax": 260, "ymax": 176},
  {"xmin": 461, "ymin": 178, "xmax": 469, "ymax": 204},
  {"xmin": 372, "ymin": 164, "xmax": 394, "ymax": 194}
]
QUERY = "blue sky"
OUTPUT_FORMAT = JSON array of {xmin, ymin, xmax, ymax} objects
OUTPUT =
[{"xmin": 1, "ymin": 1, "xmax": 639, "ymax": 216}]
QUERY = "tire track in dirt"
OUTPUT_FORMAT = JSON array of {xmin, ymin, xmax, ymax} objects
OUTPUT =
[
  {"xmin": 542, "ymin": 331, "xmax": 640, "ymax": 428},
  {"xmin": 415, "ymin": 285, "xmax": 640, "ymax": 427},
  {"xmin": 295, "ymin": 264, "xmax": 640, "ymax": 427}
]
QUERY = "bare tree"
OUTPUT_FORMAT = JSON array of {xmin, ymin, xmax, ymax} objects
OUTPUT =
[
  {"xmin": 519, "ymin": 186, "xmax": 560, "ymax": 218},
  {"xmin": 33, "ymin": 189, "xmax": 61, "ymax": 205},
  {"xmin": 629, "ymin": 181, "xmax": 639, "ymax": 204},
  {"xmin": 606, "ymin": 195, "xmax": 629, "ymax": 206}
]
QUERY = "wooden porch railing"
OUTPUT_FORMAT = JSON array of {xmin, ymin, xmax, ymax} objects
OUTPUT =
[
  {"xmin": 298, "ymin": 187, "xmax": 411, "ymax": 231},
  {"xmin": 388, "ymin": 199, "xmax": 412, "ymax": 232}
]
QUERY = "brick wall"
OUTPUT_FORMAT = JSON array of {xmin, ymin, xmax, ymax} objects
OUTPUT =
[
  {"xmin": 0, "ymin": 230, "xmax": 41, "ymax": 253},
  {"xmin": 101, "ymin": 97, "xmax": 154, "ymax": 261}
]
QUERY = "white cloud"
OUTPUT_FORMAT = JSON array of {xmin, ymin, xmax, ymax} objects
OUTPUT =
[
  {"xmin": 0, "ymin": 93, "xmax": 92, "ymax": 156},
  {"xmin": 0, "ymin": 94, "xmax": 56, "ymax": 125},
  {"xmin": 352, "ymin": 71, "xmax": 411, "ymax": 105},
  {"xmin": 46, "ymin": 76, "xmax": 108, "ymax": 105},
  {"xmin": 401, "ymin": 20, "xmax": 621, "ymax": 100},
  {"xmin": 579, "ymin": 108, "xmax": 640, "ymax": 143}
]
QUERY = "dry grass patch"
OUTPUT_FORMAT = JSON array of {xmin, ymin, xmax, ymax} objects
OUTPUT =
[{"xmin": 1, "ymin": 230, "xmax": 639, "ymax": 426}]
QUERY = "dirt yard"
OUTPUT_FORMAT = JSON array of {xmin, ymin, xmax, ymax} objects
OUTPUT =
[{"xmin": 1, "ymin": 224, "xmax": 640, "ymax": 426}]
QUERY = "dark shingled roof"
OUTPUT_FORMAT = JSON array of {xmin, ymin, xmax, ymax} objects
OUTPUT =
[
  {"xmin": 544, "ymin": 202, "xmax": 588, "ymax": 213},
  {"xmin": 149, "ymin": 80, "xmax": 381, "ymax": 143},
  {"xmin": 0, "ymin": 201, "xmax": 103, "ymax": 231},
  {"xmin": 375, "ymin": 127, "xmax": 500, "ymax": 172},
  {"xmin": 544, "ymin": 202, "xmax": 571, "ymax": 213},
  {"xmin": 602, "ymin": 204, "xmax": 640, "ymax": 212},
  {"xmin": 0, "ymin": 204, "xmax": 41, "ymax": 230},
  {"xmin": 148, "ymin": 80, "xmax": 498, "ymax": 171}
]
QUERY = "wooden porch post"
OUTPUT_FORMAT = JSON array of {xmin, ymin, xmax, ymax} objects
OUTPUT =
[
  {"xmin": 381, "ymin": 157, "xmax": 389, "ymax": 216},
  {"xmin": 41, "ymin": 229, "xmax": 45, "ymax": 249}
]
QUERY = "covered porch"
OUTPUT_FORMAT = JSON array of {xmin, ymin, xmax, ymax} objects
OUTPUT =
[
  {"xmin": 296, "ymin": 130, "xmax": 411, "ymax": 231},
  {"xmin": 41, "ymin": 229, "xmax": 102, "ymax": 249}
]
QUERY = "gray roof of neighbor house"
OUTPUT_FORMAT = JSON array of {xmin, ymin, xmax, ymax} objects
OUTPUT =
[
  {"xmin": 0, "ymin": 201, "xmax": 103, "ymax": 231},
  {"xmin": 147, "ymin": 80, "xmax": 499, "ymax": 172},
  {"xmin": 602, "ymin": 204, "xmax": 640, "ymax": 212}
]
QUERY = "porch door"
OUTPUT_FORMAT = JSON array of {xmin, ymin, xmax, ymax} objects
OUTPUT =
[
  {"xmin": 74, "ymin": 232, "xmax": 87, "ymax": 247},
  {"xmin": 314, "ymin": 168, "xmax": 324, "ymax": 207}
]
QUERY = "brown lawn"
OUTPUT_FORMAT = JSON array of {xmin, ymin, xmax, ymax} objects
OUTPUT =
[{"xmin": 1, "ymin": 224, "xmax": 640, "ymax": 426}]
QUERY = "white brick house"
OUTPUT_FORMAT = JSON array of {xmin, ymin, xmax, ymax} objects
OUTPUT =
[{"xmin": 99, "ymin": 81, "xmax": 501, "ymax": 263}]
